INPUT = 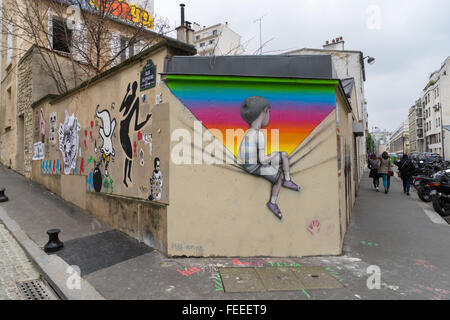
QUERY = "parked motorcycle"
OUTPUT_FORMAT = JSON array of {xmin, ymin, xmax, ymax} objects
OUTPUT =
[{"xmin": 427, "ymin": 170, "xmax": 450, "ymax": 217}]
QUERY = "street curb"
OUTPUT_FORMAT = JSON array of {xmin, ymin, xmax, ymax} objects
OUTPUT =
[{"xmin": 0, "ymin": 206, "xmax": 105, "ymax": 300}]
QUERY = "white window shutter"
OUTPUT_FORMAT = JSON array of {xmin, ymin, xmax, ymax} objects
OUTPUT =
[
  {"xmin": 73, "ymin": 22, "xmax": 87, "ymax": 63},
  {"xmin": 110, "ymin": 32, "xmax": 120, "ymax": 65},
  {"xmin": 48, "ymin": 9, "xmax": 53, "ymax": 49}
]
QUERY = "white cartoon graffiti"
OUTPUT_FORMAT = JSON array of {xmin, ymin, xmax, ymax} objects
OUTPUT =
[
  {"xmin": 96, "ymin": 106, "xmax": 116, "ymax": 176},
  {"xmin": 59, "ymin": 111, "xmax": 81, "ymax": 175}
]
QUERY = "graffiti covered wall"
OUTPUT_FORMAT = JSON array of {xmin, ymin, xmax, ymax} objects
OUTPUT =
[{"xmin": 31, "ymin": 47, "xmax": 170, "ymax": 212}]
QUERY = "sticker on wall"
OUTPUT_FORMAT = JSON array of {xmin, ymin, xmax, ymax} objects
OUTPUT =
[
  {"xmin": 119, "ymin": 81, "xmax": 152, "ymax": 188},
  {"xmin": 49, "ymin": 112, "xmax": 57, "ymax": 144},
  {"xmin": 40, "ymin": 109, "xmax": 46, "ymax": 136},
  {"xmin": 148, "ymin": 157, "xmax": 163, "ymax": 201},
  {"xmin": 58, "ymin": 111, "xmax": 81, "ymax": 175},
  {"xmin": 32, "ymin": 142, "xmax": 45, "ymax": 160},
  {"xmin": 143, "ymin": 133, "xmax": 152, "ymax": 158},
  {"xmin": 96, "ymin": 106, "xmax": 116, "ymax": 176},
  {"xmin": 139, "ymin": 148, "xmax": 145, "ymax": 166}
]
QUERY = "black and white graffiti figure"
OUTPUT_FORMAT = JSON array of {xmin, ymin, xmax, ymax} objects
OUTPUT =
[
  {"xmin": 120, "ymin": 81, "xmax": 152, "ymax": 187},
  {"xmin": 49, "ymin": 112, "xmax": 57, "ymax": 144},
  {"xmin": 59, "ymin": 111, "xmax": 81, "ymax": 175},
  {"xmin": 149, "ymin": 157, "xmax": 163, "ymax": 201},
  {"xmin": 96, "ymin": 106, "xmax": 116, "ymax": 176}
]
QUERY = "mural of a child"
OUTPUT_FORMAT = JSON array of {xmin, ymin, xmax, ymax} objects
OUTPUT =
[{"xmin": 238, "ymin": 96, "xmax": 300, "ymax": 220}]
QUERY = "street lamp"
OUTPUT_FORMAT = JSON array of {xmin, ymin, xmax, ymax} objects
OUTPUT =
[{"xmin": 364, "ymin": 56, "xmax": 376, "ymax": 64}]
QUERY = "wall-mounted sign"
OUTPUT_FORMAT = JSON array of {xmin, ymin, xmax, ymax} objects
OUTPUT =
[
  {"xmin": 89, "ymin": 0, "xmax": 154, "ymax": 29},
  {"xmin": 140, "ymin": 59, "xmax": 156, "ymax": 91}
]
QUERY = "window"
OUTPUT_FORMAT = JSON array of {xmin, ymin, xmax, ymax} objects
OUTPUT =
[
  {"xmin": 209, "ymin": 39, "xmax": 215, "ymax": 45},
  {"xmin": 195, "ymin": 35, "xmax": 200, "ymax": 41},
  {"xmin": 52, "ymin": 17, "xmax": 72, "ymax": 53},
  {"xmin": 6, "ymin": 21, "xmax": 13, "ymax": 65},
  {"xmin": 200, "ymin": 42, "xmax": 205, "ymax": 47},
  {"xmin": 212, "ymin": 29, "xmax": 218, "ymax": 36},
  {"xmin": 119, "ymin": 37, "xmax": 135, "ymax": 62}
]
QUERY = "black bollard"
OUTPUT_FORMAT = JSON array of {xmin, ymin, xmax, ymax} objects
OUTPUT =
[
  {"xmin": 44, "ymin": 229, "xmax": 64, "ymax": 253},
  {"xmin": 0, "ymin": 188, "xmax": 8, "ymax": 202}
]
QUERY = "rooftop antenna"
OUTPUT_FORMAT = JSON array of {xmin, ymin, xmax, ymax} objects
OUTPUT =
[{"xmin": 254, "ymin": 14, "xmax": 267, "ymax": 55}]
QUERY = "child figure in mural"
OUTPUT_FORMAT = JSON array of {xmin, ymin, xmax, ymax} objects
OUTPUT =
[
  {"xmin": 149, "ymin": 157, "xmax": 163, "ymax": 201},
  {"xmin": 238, "ymin": 96, "xmax": 300, "ymax": 220}
]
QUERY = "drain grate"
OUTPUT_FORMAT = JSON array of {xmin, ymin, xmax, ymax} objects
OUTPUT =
[{"xmin": 16, "ymin": 280, "xmax": 55, "ymax": 300}]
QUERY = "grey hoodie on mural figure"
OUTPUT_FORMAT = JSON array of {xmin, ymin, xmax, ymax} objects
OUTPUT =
[{"xmin": 378, "ymin": 157, "xmax": 392, "ymax": 174}]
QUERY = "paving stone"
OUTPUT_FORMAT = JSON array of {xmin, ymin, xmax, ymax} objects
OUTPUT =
[
  {"xmin": 255, "ymin": 267, "xmax": 305, "ymax": 291},
  {"xmin": 290, "ymin": 267, "xmax": 344, "ymax": 290},
  {"xmin": 219, "ymin": 268, "xmax": 266, "ymax": 293}
]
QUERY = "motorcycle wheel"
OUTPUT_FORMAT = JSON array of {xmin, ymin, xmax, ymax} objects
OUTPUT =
[
  {"xmin": 417, "ymin": 185, "xmax": 432, "ymax": 203},
  {"xmin": 432, "ymin": 195, "xmax": 450, "ymax": 217}
]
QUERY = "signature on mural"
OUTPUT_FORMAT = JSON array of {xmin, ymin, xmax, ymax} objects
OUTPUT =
[
  {"xmin": 59, "ymin": 111, "xmax": 81, "ymax": 175},
  {"xmin": 237, "ymin": 96, "xmax": 300, "ymax": 220},
  {"xmin": 119, "ymin": 81, "xmax": 152, "ymax": 188}
]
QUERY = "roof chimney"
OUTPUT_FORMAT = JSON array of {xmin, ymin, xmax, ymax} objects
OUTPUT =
[
  {"xmin": 180, "ymin": 3, "xmax": 185, "ymax": 26},
  {"xmin": 323, "ymin": 36, "xmax": 345, "ymax": 51},
  {"xmin": 176, "ymin": 4, "xmax": 194, "ymax": 45}
]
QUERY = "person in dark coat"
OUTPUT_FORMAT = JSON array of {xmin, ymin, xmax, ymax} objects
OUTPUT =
[
  {"xmin": 368, "ymin": 154, "xmax": 380, "ymax": 191},
  {"xmin": 397, "ymin": 153, "xmax": 416, "ymax": 195}
]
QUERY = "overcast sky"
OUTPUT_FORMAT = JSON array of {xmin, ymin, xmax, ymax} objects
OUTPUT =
[{"xmin": 152, "ymin": 0, "xmax": 450, "ymax": 132}]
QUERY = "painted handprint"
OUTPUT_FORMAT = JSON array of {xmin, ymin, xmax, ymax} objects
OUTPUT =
[{"xmin": 307, "ymin": 220, "xmax": 321, "ymax": 236}]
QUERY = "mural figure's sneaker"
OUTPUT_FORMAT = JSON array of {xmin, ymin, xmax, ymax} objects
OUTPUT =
[
  {"xmin": 267, "ymin": 202, "xmax": 282, "ymax": 220},
  {"xmin": 283, "ymin": 180, "xmax": 300, "ymax": 192}
]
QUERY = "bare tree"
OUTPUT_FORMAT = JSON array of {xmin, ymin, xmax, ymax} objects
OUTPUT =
[{"xmin": 1, "ymin": 0, "xmax": 171, "ymax": 94}]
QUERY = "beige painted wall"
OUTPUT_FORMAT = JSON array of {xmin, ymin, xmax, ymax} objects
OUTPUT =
[{"xmin": 166, "ymin": 88, "xmax": 345, "ymax": 257}]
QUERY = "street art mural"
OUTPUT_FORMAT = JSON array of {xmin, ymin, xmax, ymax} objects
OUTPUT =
[
  {"xmin": 59, "ymin": 111, "xmax": 81, "ymax": 175},
  {"xmin": 95, "ymin": 106, "xmax": 117, "ymax": 176},
  {"xmin": 119, "ymin": 81, "xmax": 152, "ymax": 188},
  {"xmin": 166, "ymin": 75, "xmax": 337, "ymax": 219},
  {"xmin": 49, "ymin": 112, "xmax": 57, "ymax": 144},
  {"xmin": 166, "ymin": 75, "xmax": 337, "ymax": 157},
  {"xmin": 149, "ymin": 157, "xmax": 163, "ymax": 201}
]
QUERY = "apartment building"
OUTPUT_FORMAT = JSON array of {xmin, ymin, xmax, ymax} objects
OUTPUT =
[
  {"xmin": 286, "ymin": 37, "xmax": 372, "ymax": 186},
  {"xmin": 408, "ymin": 99, "xmax": 425, "ymax": 153},
  {"xmin": 192, "ymin": 22, "xmax": 244, "ymax": 56},
  {"xmin": 388, "ymin": 121, "xmax": 409, "ymax": 154},
  {"xmin": 422, "ymin": 57, "xmax": 450, "ymax": 158}
]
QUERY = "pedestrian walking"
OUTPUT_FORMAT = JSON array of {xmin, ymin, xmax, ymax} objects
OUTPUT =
[
  {"xmin": 368, "ymin": 154, "xmax": 380, "ymax": 192},
  {"xmin": 379, "ymin": 151, "xmax": 393, "ymax": 194},
  {"xmin": 397, "ymin": 153, "xmax": 416, "ymax": 195}
]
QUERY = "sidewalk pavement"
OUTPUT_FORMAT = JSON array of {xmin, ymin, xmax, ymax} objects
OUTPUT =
[{"xmin": 0, "ymin": 164, "xmax": 449, "ymax": 300}]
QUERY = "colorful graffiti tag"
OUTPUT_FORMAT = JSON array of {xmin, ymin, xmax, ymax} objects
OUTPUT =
[{"xmin": 89, "ymin": 0, "xmax": 154, "ymax": 28}]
